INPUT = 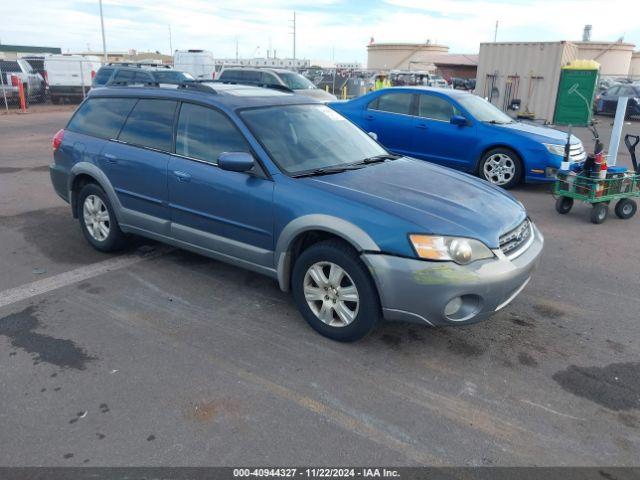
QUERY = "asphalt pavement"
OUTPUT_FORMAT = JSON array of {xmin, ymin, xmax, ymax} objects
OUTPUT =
[{"xmin": 1, "ymin": 107, "xmax": 639, "ymax": 466}]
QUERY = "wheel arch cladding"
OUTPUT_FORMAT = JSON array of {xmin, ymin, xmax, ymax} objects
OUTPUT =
[
  {"xmin": 69, "ymin": 162, "xmax": 122, "ymax": 220},
  {"xmin": 275, "ymin": 214, "xmax": 380, "ymax": 292}
]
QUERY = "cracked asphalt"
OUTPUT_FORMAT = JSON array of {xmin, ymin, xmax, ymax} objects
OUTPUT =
[{"xmin": 1, "ymin": 106, "xmax": 639, "ymax": 466}]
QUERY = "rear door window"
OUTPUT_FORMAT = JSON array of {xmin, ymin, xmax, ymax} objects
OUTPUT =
[
  {"xmin": 237, "ymin": 71, "xmax": 261, "ymax": 83},
  {"xmin": 175, "ymin": 102, "xmax": 250, "ymax": 163},
  {"xmin": 93, "ymin": 67, "xmax": 114, "ymax": 85},
  {"xmin": 369, "ymin": 93, "xmax": 414, "ymax": 115},
  {"xmin": 118, "ymin": 99, "xmax": 177, "ymax": 152},
  {"xmin": 113, "ymin": 69, "xmax": 136, "ymax": 83},
  {"xmin": 134, "ymin": 71, "xmax": 154, "ymax": 83},
  {"xmin": 67, "ymin": 97, "xmax": 137, "ymax": 139},
  {"xmin": 418, "ymin": 94, "xmax": 458, "ymax": 121}
]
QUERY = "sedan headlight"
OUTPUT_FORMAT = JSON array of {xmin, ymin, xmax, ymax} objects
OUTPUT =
[
  {"xmin": 409, "ymin": 235, "xmax": 494, "ymax": 265},
  {"xmin": 543, "ymin": 143, "xmax": 567, "ymax": 156}
]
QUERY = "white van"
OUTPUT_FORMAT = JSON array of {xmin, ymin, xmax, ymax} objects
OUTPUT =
[
  {"xmin": 173, "ymin": 50, "xmax": 215, "ymax": 80},
  {"xmin": 44, "ymin": 55, "xmax": 102, "ymax": 103}
]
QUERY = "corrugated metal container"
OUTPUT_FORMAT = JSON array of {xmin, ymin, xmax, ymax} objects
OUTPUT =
[{"xmin": 476, "ymin": 41, "xmax": 578, "ymax": 122}]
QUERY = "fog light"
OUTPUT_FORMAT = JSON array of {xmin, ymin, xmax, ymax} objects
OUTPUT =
[{"xmin": 444, "ymin": 297, "xmax": 463, "ymax": 317}]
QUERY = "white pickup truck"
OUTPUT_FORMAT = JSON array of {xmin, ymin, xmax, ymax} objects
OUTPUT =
[{"xmin": 0, "ymin": 59, "xmax": 45, "ymax": 105}]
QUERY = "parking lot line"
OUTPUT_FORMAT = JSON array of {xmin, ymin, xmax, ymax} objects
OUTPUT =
[{"xmin": 0, "ymin": 246, "xmax": 170, "ymax": 309}]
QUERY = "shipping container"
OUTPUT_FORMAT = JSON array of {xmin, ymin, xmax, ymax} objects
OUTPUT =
[{"xmin": 476, "ymin": 41, "xmax": 578, "ymax": 123}]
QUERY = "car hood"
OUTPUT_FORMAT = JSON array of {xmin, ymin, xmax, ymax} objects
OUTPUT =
[
  {"xmin": 295, "ymin": 88, "xmax": 338, "ymax": 102},
  {"xmin": 303, "ymin": 158, "xmax": 527, "ymax": 248},
  {"xmin": 497, "ymin": 121, "xmax": 580, "ymax": 145}
]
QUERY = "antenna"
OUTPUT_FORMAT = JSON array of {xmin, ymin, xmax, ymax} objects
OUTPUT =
[{"xmin": 494, "ymin": 20, "xmax": 499, "ymax": 42}]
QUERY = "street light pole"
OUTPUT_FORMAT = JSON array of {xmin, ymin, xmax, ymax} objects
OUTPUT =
[{"xmin": 99, "ymin": 0, "xmax": 108, "ymax": 64}]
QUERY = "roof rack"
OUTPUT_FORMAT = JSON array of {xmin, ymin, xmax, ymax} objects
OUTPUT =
[
  {"xmin": 106, "ymin": 62, "xmax": 172, "ymax": 69},
  {"xmin": 102, "ymin": 79, "xmax": 218, "ymax": 94},
  {"xmin": 212, "ymin": 80, "xmax": 294, "ymax": 93}
]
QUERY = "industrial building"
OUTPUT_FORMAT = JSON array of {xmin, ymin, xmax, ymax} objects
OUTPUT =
[
  {"xmin": 214, "ymin": 57, "xmax": 310, "ymax": 69},
  {"xmin": 475, "ymin": 39, "xmax": 638, "ymax": 123},
  {"xmin": 0, "ymin": 43, "xmax": 61, "ymax": 60}
]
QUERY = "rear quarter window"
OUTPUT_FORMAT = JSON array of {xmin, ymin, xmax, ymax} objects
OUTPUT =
[
  {"xmin": 93, "ymin": 68, "xmax": 114, "ymax": 85},
  {"xmin": 67, "ymin": 98, "xmax": 137, "ymax": 139},
  {"xmin": 117, "ymin": 99, "xmax": 177, "ymax": 152}
]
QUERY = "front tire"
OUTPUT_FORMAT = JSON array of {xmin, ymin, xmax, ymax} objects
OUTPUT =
[
  {"xmin": 590, "ymin": 203, "xmax": 609, "ymax": 224},
  {"xmin": 478, "ymin": 148, "xmax": 522, "ymax": 189},
  {"xmin": 292, "ymin": 240, "xmax": 380, "ymax": 342},
  {"xmin": 555, "ymin": 196, "xmax": 573, "ymax": 214},
  {"xmin": 77, "ymin": 183, "xmax": 127, "ymax": 252}
]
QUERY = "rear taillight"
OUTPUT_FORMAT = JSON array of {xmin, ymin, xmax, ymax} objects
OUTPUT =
[
  {"xmin": 11, "ymin": 75, "xmax": 19, "ymax": 86},
  {"xmin": 212, "ymin": 72, "xmax": 216, "ymax": 80},
  {"xmin": 91, "ymin": 70, "xmax": 96, "ymax": 79},
  {"xmin": 53, "ymin": 129, "xmax": 65, "ymax": 152},
  {"xmin": 43, "ymin": 71, "xmax": 49, "ymax": 83}
]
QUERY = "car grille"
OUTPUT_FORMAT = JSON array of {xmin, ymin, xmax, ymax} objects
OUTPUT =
[
  {"xmin": 499, "ymin": 219, "xmax": 533, "ymax": 258},
  {"xmin": 570, "ymin": 143, "xmax": 586, "ymax": 162}
]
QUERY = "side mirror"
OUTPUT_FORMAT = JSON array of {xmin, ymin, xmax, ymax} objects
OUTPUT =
[
  {"xmin": 450, "ymin": 115, "xmax": 468, "ymax": 127},
  {"xmin": 218, "ymin": 152, "xmax": 254, "ymax": 172},
  {"xmin": 368, "ymin": 131, "xmax": 378, "ymax": 140}
]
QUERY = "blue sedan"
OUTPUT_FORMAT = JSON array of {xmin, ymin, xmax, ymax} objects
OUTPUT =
[{"xmin": 330, "ymin": 87, "xmax": 586, "ymax": 188}]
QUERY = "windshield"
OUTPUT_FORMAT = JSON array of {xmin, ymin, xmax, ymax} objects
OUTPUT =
[
  {"xmin": 241, "ymin": 104, "xmax": 388, "ymax": 175},
  {"xmin": 456, "ymin": 94, "xmax": 514, "ymax": 123},
  {"xmin": 278, "ymin": 72, "xmax": 316, "ymax": 90}
]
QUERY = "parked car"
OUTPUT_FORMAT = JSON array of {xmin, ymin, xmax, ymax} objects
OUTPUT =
[
  {"xmin": 594, "ymin": 84, "xmax": 640, "ymax": 119},
  {"xmin": 329, "ymin": 87, "xmax": 586, "ymax": 188},
  {"xmin": 92, "ymin": 63, "xmax": 192, "ymax": 87},
  {"xmin": 174, "ymin": 49, "xmax": 215, "ymax": 80},
  {"xmin": 0, "ymin": 59, "xmax": 45, "ymax": 104},
  {"xmin": 44, "ymin": 54, "xmax": 102, "ymax": 103},
  {"xmin": 49, "ymin": 83, "xmax": 543, "ymax": 341},
  {"xmin": 218, "ymin": 67, "xmax": 337, "ymax": 101}
]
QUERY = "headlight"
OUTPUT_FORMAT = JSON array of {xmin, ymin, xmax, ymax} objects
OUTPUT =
[
  {"xmin": 543, "ymin": 143, "xmax": 566, "ymax": 156},
  {"xmin": 409, "ymin": 235, "xmax": 494, "ymax": 265}
]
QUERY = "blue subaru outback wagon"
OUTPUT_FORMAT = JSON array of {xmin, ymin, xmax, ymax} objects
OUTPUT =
[{"xmin": 50, "ymin": 83, "xmax": 543, "ymax": 341}]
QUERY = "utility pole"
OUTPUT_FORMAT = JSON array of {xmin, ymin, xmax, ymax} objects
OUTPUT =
[
  {"xmin": 99, "ymin": 0, "xmax": 108, "ymax": 64},
  {"xmin": 290, "ymin": 11, "xmax": 296, "ymax": 61},
  {"xmin": 168, "ymin": 24, "xmax": 173, "ymax": 55},
  {"xmin": 235, "ymin": 37, "xmax": 239, "ymax": 62},
  {"xmin": 494, "ymin": 20, "xmax": 499, "ymax": 42}
]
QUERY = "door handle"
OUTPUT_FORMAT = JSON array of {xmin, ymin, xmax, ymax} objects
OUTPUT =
[
  {"xmin": 416, "ymin": 123, "xmax": 428, "ymax": 130},
  {"xmin": 103, "ymin": 153, "xmax": 118, "ymax": 163},
  {"xmin": 173, "ymin": 170, "xmax": 191, "ymax": 182},
  {"xmin": 365, "ymin": 114, "xmax": 374, "ymax": 120}
]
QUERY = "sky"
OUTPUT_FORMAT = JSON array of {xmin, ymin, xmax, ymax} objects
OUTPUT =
[{"xmin": 1, "ymin": 0, "xmax": 638, "ymax": 63}]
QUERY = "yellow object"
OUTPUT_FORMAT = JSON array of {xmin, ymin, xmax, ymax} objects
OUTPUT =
[{"xmin": 563, "ymin": 59, "xmax": 600, "ymax": 70}]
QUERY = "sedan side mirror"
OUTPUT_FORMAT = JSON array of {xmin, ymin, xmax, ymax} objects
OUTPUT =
[
  {"xmin": 450, "ymin": 115, "xmax": 469, "ymax": 127},
  {"xmin": 218, "ymin": 152, "xmax": 254, "ymax": 172},
  {"xmin": 368, "ymin": 131, "xmax": 378, "ymax": 140}
]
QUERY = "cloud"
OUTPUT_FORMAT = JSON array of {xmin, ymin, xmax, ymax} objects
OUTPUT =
[{"xmin": 0, "ymin": 0, "xmax": 638, "ymax": 63}]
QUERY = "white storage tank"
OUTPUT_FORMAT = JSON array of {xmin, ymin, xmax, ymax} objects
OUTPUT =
[{"xmin": 367, "ymin": 42, "xmax": 449, "ymax": 70}]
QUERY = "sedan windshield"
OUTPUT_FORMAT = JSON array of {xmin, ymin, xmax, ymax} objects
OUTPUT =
[
  {"xmin": 278, "ymin": 72, "xmax": 316, "ymax": 90},
  {"xmin": 241, "ymin": 104, "xmax": 388, "ymax": 175},
  {"xmin": 456, "ymin": 94, "xmax": 514, "ymax": 123}
]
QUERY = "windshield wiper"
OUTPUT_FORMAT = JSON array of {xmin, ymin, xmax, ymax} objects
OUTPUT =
[
  {"xmin": 353, "ymin": 153, "xmax": 402, "ymax": 165},
  {"xmin": 291, "ymin": 164, "xmax": 365, "ymax": 178},
  {"xmin": 483, "ymin": 120, "xmax": 515, "ymax": 125}
]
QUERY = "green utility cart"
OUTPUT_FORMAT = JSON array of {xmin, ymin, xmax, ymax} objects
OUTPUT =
[{"xmin": 553, "ymin": 60, "xmax": 599, "ymax": 126}]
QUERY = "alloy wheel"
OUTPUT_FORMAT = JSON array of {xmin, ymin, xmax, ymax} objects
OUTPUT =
[
  {"xmin": 83, "ymin": 194, "xmax": 110, "ymax": 241},
  {"xmin": 303, "ymin": 261, "xmax": 359, "ymax": 327},
  {"xmin": 483, "ymin": 153, "xmax": 516, "ymax": 186}
]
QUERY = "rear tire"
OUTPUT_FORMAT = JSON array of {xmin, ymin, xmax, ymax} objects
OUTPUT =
[
  {"xmin": 615, "ymin": 199, "xmax": 637, "ymax": 219},
  {"xmin": 555, "ymin": 196, "xmax": 573, "ymax": 214},
  {"xmin": 291, "ymin": 240, "xmax": 380, "ymax": 342},
  {"xmin": 590, "ymin": 203, "xmax": 609, "ymax": 224},
  {"xmin": 77, "ymin": 183, "xmax": 127, "ymax": 252}
]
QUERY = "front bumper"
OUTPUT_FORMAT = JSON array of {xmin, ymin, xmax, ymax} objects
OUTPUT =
[{"xmin": 361, "ymin": 224, "xmax": 544, "ymax": 326}]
